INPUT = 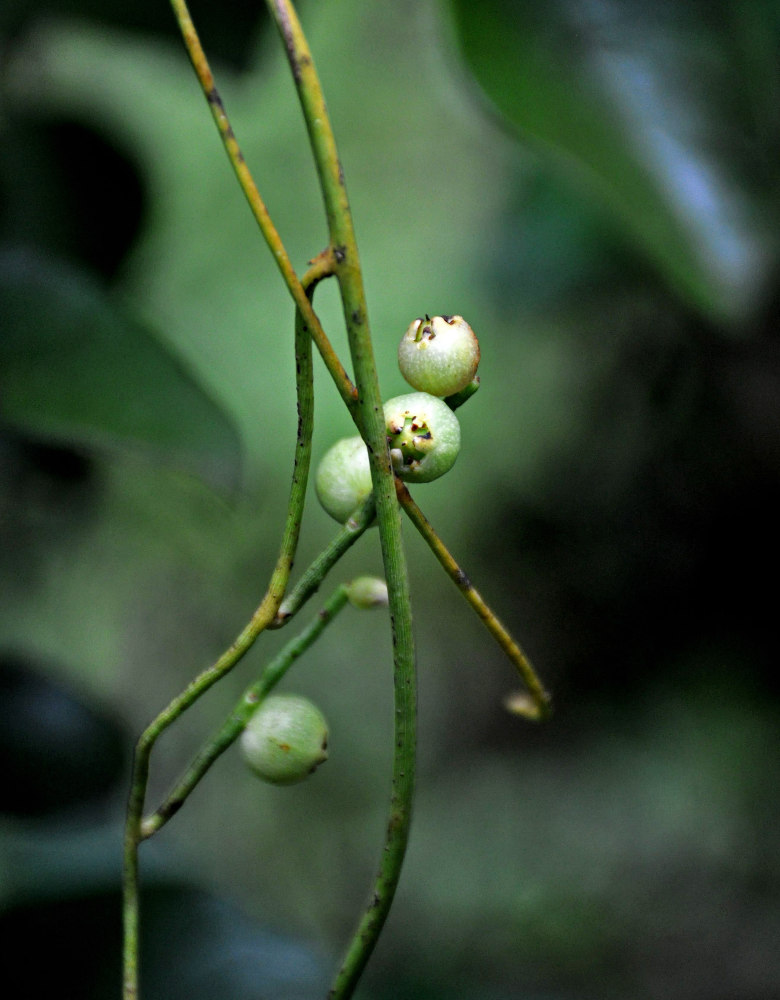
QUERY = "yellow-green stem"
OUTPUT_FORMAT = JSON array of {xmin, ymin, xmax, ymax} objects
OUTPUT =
[
  {"xmin": 121, "ymin": 256, "xmax": 326, "ymax": 1000},
  {"xmin": 397, "ymin": 481, "xmax": 552, "ymax": 720},
  {"xmin": 168, "ymin": 0, "xmax": 357, "ymax": 416}
]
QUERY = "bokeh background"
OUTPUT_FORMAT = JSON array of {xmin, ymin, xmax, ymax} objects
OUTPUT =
[{"xmin": 1, "ymin": 0, "xmax": 779, "ymax": 997}]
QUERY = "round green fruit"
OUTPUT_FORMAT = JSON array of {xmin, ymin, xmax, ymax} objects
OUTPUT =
[
  {"xmin": 398, "ymin": 315, "xmax": 480, "ymax": 397},
  {"xmin": 383, "ymin": 392, "xmax": 461, "ymax": 483},
  {"xmin": 345, "ymin": 576, "xmax": 389, "ymax": 609},
  {"xmin": 315, "ymin": 435, "xmax": 373, "ymax": 523},
  {"xmin": 241, "ymin": 694, "xmax": 329, "ymax": 785}
]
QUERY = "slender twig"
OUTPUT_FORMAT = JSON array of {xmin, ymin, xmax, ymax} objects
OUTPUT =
[
  {"xmin": 168, "ymin": 0, "xmax": 358, "ymax": 417},
  {"xmin": 444, "ymin": 376, "xmax": 480, "ymax": 412},
  {"xmin": 141, "ymin": 583, "xmax": 352, "ymax": 839},
  {"xmin": 265, "ymin": 3, "xmax": 417, "ymax": 996},
  {"xmin": 272, "ymin": 494, "xmax": 376, "ymax": 627},
  {"xmin": 122, "ymin": 258, "xmax": 325, "ymax": 1000},
  {"xmin": 121, "ymin": 746, "xmax": 147, "ymax": 1000},
  {"xmin": 396, "ymin": 481, "xmax": 552, "ymax": 720}
]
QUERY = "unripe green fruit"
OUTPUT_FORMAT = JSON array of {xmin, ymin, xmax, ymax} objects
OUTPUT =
[
  {"xmin": 315, "ymin": 393, "xmax": 461, "ymax": 518},
  {"xmin": 383, "ymin": 392, "xmax": 461, "ymax": 483},
  {"xmin": 345, "ymin": 576, "xmax": 389, "ymax": 609},
  {"xmin": 315, "ymin": 435, "xmax": 373, "ymax": 523},
  {"xmin": 241, "ymin": 694, "xmax": 329, "ymax": 785},
  {"xmin": 398, "ymin": 315, "xmax": 480, "ymax": 397}
]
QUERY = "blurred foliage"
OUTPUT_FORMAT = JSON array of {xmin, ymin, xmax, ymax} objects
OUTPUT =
[
  {"xmin": 1, "ymin": 0, "xmax": 779, "ymax": 998},
  {"xmin": 0, "ymin": 249, "xmax": 242, "ymax": 489},
  {"xmin": 447, "ymin": 0, "xmax": 779, "ymax": 321}
]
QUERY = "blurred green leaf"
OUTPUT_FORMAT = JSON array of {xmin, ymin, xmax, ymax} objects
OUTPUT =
[
  {"xmin": 444, "ymin": 0, "xmax": 773, "ymax": 321},
  {"xmin": 1, "ymin": 822, "xmax": 327, "ymax": 999},
  {"xmin": 0, "ymin": 249, "xmax": 242, "ymax": 491},
  {"xmin": 0, "ymin": 653, "xmax": 126, "ymax": 817}
]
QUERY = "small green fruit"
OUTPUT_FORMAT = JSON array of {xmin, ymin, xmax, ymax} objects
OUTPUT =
[
  {"xmin": 241, "ymin": 694, "xmax": 329, "ymax": 786},
  {"xmin": 315, "ymin": 435, "xmax": 373, "ymax": 523},
  {"xmin": 384, "ymin": 392, "xmax": 461, "ymax": 483},
  {"xmin": 398, "ymin": 315, "xmax": 480, "ymax": 397},
  {"xmin": 345, "ymin": 576, "xmax": 389, "ymax": 609}
]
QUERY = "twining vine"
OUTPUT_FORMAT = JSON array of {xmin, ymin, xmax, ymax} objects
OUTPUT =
[{"xmin": 121, "ymin": 2, "xmax": 551, "ymax": 998}]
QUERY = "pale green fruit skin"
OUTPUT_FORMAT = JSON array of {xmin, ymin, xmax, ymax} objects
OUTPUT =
[
  {"xmin": 383, "ymin": 392, "xmax": 461, "ymax": 483},
  {"xmin": 398, "ymin": 315, "xmax": 480, "ymax": 397},
  {"xmin": 241, "ymin": 694, "xmax": 329, "ymax": 786},
  {"xmin": 315, "ymin": 435, "xmax": 373, "ymax": 523},
  {"xmin": 345, "ymin": 576, "xmax": 388, "ymax": 609}
]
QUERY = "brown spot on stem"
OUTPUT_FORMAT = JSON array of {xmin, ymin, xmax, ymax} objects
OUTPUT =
[
  {"xmin": 166, "ymin": 800, "xmax": 183, "ymax": 820},
  {"xmin": 454, "ymin": 569, "xmax": 471, "ymax": 590},
  {"xmin": 274, "ymin": 2, "xmax": 299, "ymax": 79}
]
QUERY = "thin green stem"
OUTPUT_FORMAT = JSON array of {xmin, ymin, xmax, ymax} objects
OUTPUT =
[
  {"xmin": 444, "ymin": 376, "xmax": 480, "ymax": 412},
  {"xmin": 266, "ymin": 3, "xmax": 417, "ymax": 996},
  {"xmin": 122, "ymin": 259, "xmax": 324, "ymax": 1000},
  {"xmin": 397, "ymin": 481, "xmax": 552, "ymax": 721},
  {"xmin": 168, "ymin": 0, "xmax": 358, "ymax": 416},
  {"xmin": 121, "ymin": 744, "xmax": 148, "ymax": 1000},
  {"xmin": 272, "ymin": 494, "xmax": 376, "ymax": 628},
  {"xmin": 141, "ymin": 584, "xmax": 351, "ymax": 839}
]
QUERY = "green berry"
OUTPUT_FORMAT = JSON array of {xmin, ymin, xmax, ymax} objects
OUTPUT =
[
  {"xmin": 315, "ymin": 393, "xmax": 461, "ymax": 513},
  {"xmin": 383, "ymin": 392, "xmax": 461, "ymax": 483},
  {"xmin": 398, "ymin": 315, "xmax": 480, "ymax": 397},
  {"xmin": 241, "ymin": 694, "xmax": 329, "ymax": 785},
  {"xmin": 315, "ymin": 435, "xmax": 373, "ymax": 523},
  {"xmin": 345, "ymin": 576, "xmax": 389, "ymax": 609}
]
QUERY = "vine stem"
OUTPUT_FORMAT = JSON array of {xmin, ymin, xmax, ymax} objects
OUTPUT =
[
  {"xmin": 141, "ymin": 583, "xmax": 353, "ymax": 839},
  {"xmin": 265, "ymin": 2, "xmax": 417, "ymax": 996},
  {"xmin": 396, "ymin": 481, "xmax": 552, "ymax": 720},
  {"xmin": 122, "ymin": 256, "xmax": 326, "ymax": 1000},
  {"xmin": 272, "ymin": 493, "xmax": 376, "ymax": 627},
  {"xmin": 168, "ymin": 0, "xmax": 358, "ymax": 417}
]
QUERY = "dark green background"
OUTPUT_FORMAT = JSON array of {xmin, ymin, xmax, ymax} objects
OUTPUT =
[{"xmin": 1, "ymin": 1, "xmax": 778, "ymax": 997}]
